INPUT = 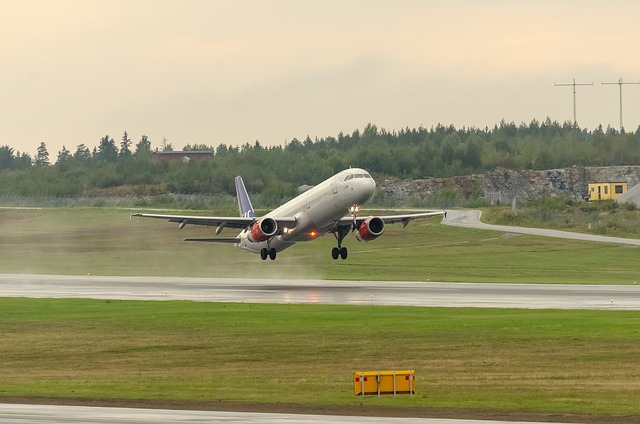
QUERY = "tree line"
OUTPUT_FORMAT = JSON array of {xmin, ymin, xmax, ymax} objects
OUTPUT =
[{"xmin": 1, "ymin": 120, "xmax": 640, "ymax": 198}]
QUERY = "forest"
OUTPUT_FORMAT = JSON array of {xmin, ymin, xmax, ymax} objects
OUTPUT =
[{"xmin": 1, "ymin": 120, "xmax": 640, "ymax": 200}]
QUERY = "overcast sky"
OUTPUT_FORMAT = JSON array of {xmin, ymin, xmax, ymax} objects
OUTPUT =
[{"xmin": 2, "ymin": 0, "xmax": 640, "ymax": 158}]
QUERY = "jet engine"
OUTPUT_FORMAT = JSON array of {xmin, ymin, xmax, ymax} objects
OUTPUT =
[
  {"xmin": 355, "ymin": 217, "xmax": 385, "ymax": 242},
  {"xmin": 249, "ymin": 218, "xmax": 277, "ymax": 242}
]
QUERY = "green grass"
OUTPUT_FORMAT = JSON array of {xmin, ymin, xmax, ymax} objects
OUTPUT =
[
  {"xmin": 1, "ymin": 298, "xmax": 640, "ymax": 415},
  {"xmin": 1, "ymin": 207, "xmax": 640, "ymax": 284}
]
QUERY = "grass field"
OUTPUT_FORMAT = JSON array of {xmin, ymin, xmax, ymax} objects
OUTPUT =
[
  {"xmin": 1, "ymin": 207, "xmax": 640, "ymax": 284},
  {"xmin": 1, "ymin": 298, "xmax": 640, "ymax": 417},
  {"xmin": 2, "ymin": 206, "xmax": 640, "ymax": 420}
]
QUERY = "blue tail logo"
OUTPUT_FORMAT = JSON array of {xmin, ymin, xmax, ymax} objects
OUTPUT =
[{"xmin": 235, "ymin": 176, "xmax": 256, "ymax": 218}]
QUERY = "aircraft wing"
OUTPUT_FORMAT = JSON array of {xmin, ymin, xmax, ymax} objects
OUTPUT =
[
  {"xmin": 377, "ymin": 210, "xmax": 447, "ymax": 227},
  {"xmin": 130, "ymin": 213, "xmax": 298, "ymax": 231},
  {"xmin": 130, "ymin": 213, "xmax": 254, "ymax": 229},
  {"xmin": 338, "ymin": 210, "xmax": 447, "ymax": 228},
  {"xmin": 183, "ymin": 237, "xmax": 241, "ymax": 243}
]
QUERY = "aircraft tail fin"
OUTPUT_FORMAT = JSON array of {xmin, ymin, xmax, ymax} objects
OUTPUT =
[{"xmin": 235, "ymin": 176, "xmax": 256, "ymax": 218}]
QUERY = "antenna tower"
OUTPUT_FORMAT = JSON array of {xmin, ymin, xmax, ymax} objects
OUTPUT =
[
  {"xmin": 555, "ymin": 78, "xmax": 592, "ymax": 127},
  {"xmin": 602, "ymin": 78, "xmax": 640, "ymax": 131}
]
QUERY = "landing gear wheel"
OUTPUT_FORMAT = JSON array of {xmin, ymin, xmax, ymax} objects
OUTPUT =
[
  {"xmin": 269, "ymin": 248, "xmax": 277, "ymax": 260},
  {"xmin": 260, "ymin": 248, "xmax": 268, "ymax": 260},
  {"xmin": 331, "ymin": 224, "xmax": 352, "ymax": 261}
]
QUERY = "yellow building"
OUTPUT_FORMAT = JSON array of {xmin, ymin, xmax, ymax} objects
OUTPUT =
[{"xmin": 587, "ymin": 182, "xmax": 627, "ymax": 201}]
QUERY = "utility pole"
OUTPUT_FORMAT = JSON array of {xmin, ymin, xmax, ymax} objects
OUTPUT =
[
  {"xmin": 555, "ymin": 78, "xmax": 593, "ymax": 127},
  {"xmin": 602, "ymin": 78, "xmax": 640, "ymax": 132}
]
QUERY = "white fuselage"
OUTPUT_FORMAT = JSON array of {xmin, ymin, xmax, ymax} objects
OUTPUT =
[{"xmin": 237, "ymin": 168, "xmax": 376, "ymax": 254}]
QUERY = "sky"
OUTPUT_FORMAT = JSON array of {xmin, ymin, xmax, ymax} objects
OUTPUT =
[{"xmin": 2, "ymin": 0, "xmax": 640, "ymax": 158}]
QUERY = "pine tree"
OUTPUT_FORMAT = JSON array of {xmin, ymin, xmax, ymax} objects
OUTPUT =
[
  {"xmin": 96, "ymin": 135, "xmax": 118, "ymax": 163},
  {"xmin": 56, "ymin": 145, "xmax": 72, "ymax": 164},
  {"xmin": 134, "ymin": 135, "xmax": 152, "ymax": 160},
  {"xmin": 14, "ymin": 152, "xmax": 32, "ymax": 169},
  {"xmin": 0, "ymin": 145, "xmax": 15, "ymax": 170},
  {"xmin": 34, "ymin": 142, "xmax": 50, "ymax": 167},
  {"xmin": 120, "ymin": 131, "xmax": 132, "ymax": 157},
  {"xmin": 74, "ymin": 144, "xmax": 92, "ymax": 162}
]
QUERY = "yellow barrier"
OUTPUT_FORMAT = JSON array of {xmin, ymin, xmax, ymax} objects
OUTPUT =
[{"xmin": 353, "ymin": 370, "xmax": 415, "ymax": 397}]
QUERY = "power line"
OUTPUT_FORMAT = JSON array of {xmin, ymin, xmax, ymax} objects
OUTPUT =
[
  {"xmin": 554, "ymin": 78, "xmax": 593, "ymax": 127},
  {"xmin": 602, "ymin": 78, "xmax": 640, "ymax": 132}
]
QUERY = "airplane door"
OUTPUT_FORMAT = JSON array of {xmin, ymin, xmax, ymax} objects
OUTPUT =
[{"xmin": 332, "ymin": 176, "xmax": 339, "ymax": 194}]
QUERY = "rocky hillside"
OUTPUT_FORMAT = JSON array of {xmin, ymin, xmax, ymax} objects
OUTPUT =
[{"xmin": 379, "ymin": 166, "xmax": 640, "ymax": 204}]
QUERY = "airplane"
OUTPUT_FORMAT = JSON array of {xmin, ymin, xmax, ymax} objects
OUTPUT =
[{"xmin": 131, "ymin": 168, "xmax": 446, "ymax": 260}]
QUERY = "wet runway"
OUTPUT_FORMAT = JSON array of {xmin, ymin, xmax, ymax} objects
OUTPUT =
[{"xmin": 1, "ymin": 273, "xmax": 640, "ymax": 310}]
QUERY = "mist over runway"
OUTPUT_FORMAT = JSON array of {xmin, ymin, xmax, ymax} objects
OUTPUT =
[{"xmin": 2, "ymin": 274, "xmax": 640, "ymax": 310}]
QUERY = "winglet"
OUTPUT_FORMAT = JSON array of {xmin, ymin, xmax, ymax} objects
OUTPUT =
[{"xmin": 235, "ymin": 176, "xmax": 256, "ymax": 218}]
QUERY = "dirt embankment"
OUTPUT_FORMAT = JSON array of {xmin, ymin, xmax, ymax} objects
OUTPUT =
[{"xmin": 380, "ymin": 166, "xmax": 640, "ymax": 204}]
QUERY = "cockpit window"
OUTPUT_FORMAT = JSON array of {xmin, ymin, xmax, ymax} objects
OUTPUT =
[{"xmin": 344, "ymin": 172, "xmax": 372, "ymax": 180}]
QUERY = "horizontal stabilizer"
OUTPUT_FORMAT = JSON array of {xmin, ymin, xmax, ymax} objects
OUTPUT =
[{"xmin": 183, "ymin": 238, "xmax": 240, "ymax": 243}]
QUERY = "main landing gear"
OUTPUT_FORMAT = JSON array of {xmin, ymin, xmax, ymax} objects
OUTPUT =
[
  {"xmin": 331, "ymin": 246, "xmax": 348, "ymax": 260},
  {"xmin": 260, "ymin": 247, "xmax": 277, "ymax": 261},
  {"xmin": 330, "ymin": 225, "xmax": 351, "ymax": 260},
  {"xmin": 330, "ymin": 204, "xmax": 360, "ymax": 261}
]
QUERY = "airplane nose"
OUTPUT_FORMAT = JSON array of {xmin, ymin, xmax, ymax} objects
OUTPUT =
[
  {"xmin": 340, "ymin": 172, "xmax": 377, "ymax": 205},
  {"xmin": 368, "ymin": 178, "xmax": 376, "ymax": 197},
  {"xmin": 366, "ymin": 176, "xmax": 376, "ymax": 193},
  {"xmin": 359, "ymin": 176, "xmax": 376, "ymax": 203}
]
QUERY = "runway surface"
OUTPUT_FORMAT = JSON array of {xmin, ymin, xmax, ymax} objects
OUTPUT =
[
  {"xmin": 2, "ymin": 273, "xmax": 640, "ymax": 309},
  {"xmin": 0, "ymin": 403, "xmax": 569, "ymax": 424}
]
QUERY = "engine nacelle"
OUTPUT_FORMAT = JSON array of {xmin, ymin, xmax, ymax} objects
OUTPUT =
[
  {"xmin": 249, "ymin": 218, "xmax": 277, "ymax": 242},
  {"xmin": 355, "ymin": 216, "xmax": 385, "ymax": 242}
]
